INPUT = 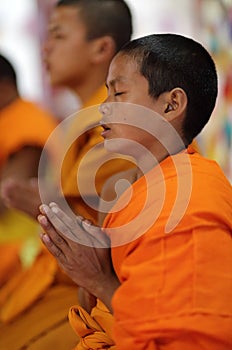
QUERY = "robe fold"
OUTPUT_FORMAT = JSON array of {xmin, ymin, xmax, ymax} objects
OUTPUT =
[{"xmin": 69, "ymin": 300, "xmax": 115, "ymax": 350}]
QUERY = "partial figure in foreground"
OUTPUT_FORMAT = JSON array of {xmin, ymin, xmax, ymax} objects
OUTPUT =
[{"xmin": 39, "ymin": 33, "xmax": 232, "ymax": 349}]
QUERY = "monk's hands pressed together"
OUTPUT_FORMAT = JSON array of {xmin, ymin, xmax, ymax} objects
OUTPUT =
[{"xmin": 37, "ymin": 203, "xmax": 120, "ymax": 311}]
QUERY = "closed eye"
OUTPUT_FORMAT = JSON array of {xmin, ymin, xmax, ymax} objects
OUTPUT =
[{"xmin": 114, "ymin": 92, "xmax": 124, "ymax": 97}]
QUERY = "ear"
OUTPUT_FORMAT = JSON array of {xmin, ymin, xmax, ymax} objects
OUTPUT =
[
  {"xmin": 163, "ymin": 88, "xmax": 187, "ymax": 121},
  {"xmin": 90, "ymin": 36, "xmax": 116, "ymax": 64}
]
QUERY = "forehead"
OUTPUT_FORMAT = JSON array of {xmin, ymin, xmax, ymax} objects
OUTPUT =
[
  {"xmin": 48, "ymin": 6, "xmax": 86, "ymax": 31},
  {"xmin": 107, "ymin": 53, "xmax": 140, "ymax": 85}
]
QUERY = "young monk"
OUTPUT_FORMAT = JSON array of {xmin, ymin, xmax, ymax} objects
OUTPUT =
[{"xmin": 38, "ymin": 33, "xmax": 232, "ymax": 349}]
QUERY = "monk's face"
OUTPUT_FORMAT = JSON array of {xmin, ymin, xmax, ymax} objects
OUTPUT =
[
  {"xmin": 100, "ymin": 53, "xmax": 168, "ymax": 157},
  {"xmin": 43, "ymin": 5, "xmax": 94, "ymax": 89}
]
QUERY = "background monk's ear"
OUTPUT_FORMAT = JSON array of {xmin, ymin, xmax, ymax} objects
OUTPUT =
[
  {"xmin": 91, "ymin": 36, "xmax": 116, "ymax": 64},
  {"xmin": 164, "ymin": 88, "xmax": 187, "ymax": 121}
]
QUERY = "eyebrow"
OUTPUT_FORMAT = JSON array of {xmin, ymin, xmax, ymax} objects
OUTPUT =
[
  {"xmin": 105, "ymin": 76, "xmax": 126, "ymax": 89},
  {"xmin": 48, "ymin": 24, "xmax": 60, "ymax": 33}
]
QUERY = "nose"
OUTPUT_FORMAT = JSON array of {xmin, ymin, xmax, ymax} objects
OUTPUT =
[
  {"xmin": 42, "ymin": 35, "xmax": 53, "ymax": 56},
  {"xmin": 99, "ymin": 102, "xmax": 112, "ymax": 116}
]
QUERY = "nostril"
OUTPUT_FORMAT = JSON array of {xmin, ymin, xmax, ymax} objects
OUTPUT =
[{"xmin": 99, "ymin": 103, "xmax": 112, "ymax": 115}]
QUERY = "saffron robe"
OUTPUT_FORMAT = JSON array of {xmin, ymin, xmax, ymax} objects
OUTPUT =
[
  {"xmin": 0, "ymin": 97, "xmax": 57, "ymax": 242},
  {"xmin": 0, "ymin": 97, "xmax": 57, "ymax": 285},
  {"xmin": 103, "ymin": 148, "xmax": 232, "ymax": 350}
]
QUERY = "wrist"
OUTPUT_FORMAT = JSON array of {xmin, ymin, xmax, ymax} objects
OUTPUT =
[{"xmin": 91, "ymin": 274, "xmax": 120, "ymax": 313}]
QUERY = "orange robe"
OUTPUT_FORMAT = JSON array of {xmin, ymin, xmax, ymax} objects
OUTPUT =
[
  {"xmin": 0, "ymin": 99, "xmax": 77, "ymax": 349},
  {"xmin": 69, "ymin": 300, "xmax": 115, "ymax": 350},
  {"xmin": 102, "ymin": 148, "xmax": 232, "ymax": 349},
  {"xmin": 0, "ymin": 97, "xmax": 57, "ymax": 168},
  {"xmin": 0, "ymin": 97, "xmax": 57, "ymax": 241},
  {"xmin": 0, "ymin": 97, "xmax": 57, "ymax": 286}
]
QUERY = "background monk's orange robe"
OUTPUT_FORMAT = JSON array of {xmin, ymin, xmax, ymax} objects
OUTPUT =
[
  {"xmin": 0, "ymin": 97, "xmax": 57, "ymax": 241},
  {"xmin": 0, "ymin": 98, "xmax": 76, "ymax": 349},
  {"xmin": 0, "ymin": 97, "xmax": 57, "ymax": 168},
  {"xmin": 0, "ymin": 97, "xmax": 57, "ymax": 285},
  {"xmin": 103, "ymin": 148, "xmax": 232, "ymax": 350}
]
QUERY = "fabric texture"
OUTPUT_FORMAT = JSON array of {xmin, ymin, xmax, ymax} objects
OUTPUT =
[
  {"xmin": 69, "ymin": 300, "xmax": 115, "ymax": 350},
  {"xmin": 102, "ymin": 148, "xmax": 232, "ymax": 350}
]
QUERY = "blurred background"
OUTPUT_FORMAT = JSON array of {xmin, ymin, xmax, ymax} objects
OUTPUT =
[{"xmin": 0, "ymin": 0, "xmax": 231, "ymax": 180}]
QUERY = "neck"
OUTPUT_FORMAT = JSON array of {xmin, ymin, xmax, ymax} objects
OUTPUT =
[
  {"xmin": 136, "ymin": 148, "xmax": 168, "ymax": 179},
  {"xmin": 136, "ymin": 141, "xmax": 185, "ymax": 179},
  {"xmin": 0, "ymin": 91, "xmax": 19, "ymax": 110}
]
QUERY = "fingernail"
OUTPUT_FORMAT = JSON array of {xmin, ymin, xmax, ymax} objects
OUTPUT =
[
  {"xmin": 76, "ymin": 215, "xmax": 84, "ymax": 223},
  {"xmin": 82, "ymin": 219, "xmax": 91, "ymax": 227},
  {"xmin": 40, "ymin": 204, "xmax": 48, "ymax": 214},
  {"xmin": 42, "ymin": 234, "xmax": 51, "ymax": 243},
  {"xmin": 51, "ymin": 206, "xmax": 58, "ymax": 214},
  {"xmin": 38, "ymin": 214, "xmax": 48, "ymax": 226},
  {"xmin": 49, "ymin": 202, "xmax": 57, "ymax": 207}
]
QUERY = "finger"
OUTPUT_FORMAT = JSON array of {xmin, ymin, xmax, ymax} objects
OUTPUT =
[
  {"xmin": 38, "ymin": 214, "xmax": 69, "ymax": 250},
  {"xmin": 76, "ymin": 215, "xmax": 93, "ymax": 225},
  {"xmin": 40, "ymin": 204, "xmax": 72, "ymax": 236},
  {"xmin": 39, "ymin": 231, "xmax": 66, "ymax": 263},
  {"xmin": 81, "ymin": 221, "xmax": 110, "ymax": 248},
  {"xmin": 49, "ymin": 202, "xmax": 77, "ymax": 229},
  {"xmin": 40, "ymin": 204, "xmax": 85, "ymax": 244},
  {"xmin": 48, "ymin": 204, "xmax": 97, "ymax": 247}
]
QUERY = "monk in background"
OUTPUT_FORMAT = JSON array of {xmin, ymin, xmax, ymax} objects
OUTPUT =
[
  {"xmin": 39, "ymin": 34, "xmax": 232, "ymax": 349},
  {"xmin": 0, "ymin": 53, "xmax": 57, "ymax": 288},
  {"xmin": 0, "ymin": 1, "xmax": 133, "ymax": 349}
]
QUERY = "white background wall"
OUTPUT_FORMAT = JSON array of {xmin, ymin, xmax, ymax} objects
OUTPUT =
[{"xmin": 0, "ymin": 0, "xmax": 43, "ymax": 102}]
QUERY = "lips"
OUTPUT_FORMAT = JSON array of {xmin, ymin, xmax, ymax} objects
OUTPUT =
[
  {"xmin": 100, "ymin": 123, "xmax": 111, "ymax": 137},
  {"xmin": 101, "ymin": 124, "xmax": 110, "ymax": 131},
  {"xmin": 43, "ymin": 60, "xmax": 50, "ymax": 72}
]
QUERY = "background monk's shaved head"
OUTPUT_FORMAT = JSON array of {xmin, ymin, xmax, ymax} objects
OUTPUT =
[{"xmin": 56, "ymin": 0, "xmax": 133, "ymax": 51}]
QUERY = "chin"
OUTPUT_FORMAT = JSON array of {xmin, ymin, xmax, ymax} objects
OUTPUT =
[{"xmin": 104, "ymin": 139, "xmax": 135, "ymax": 158}]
